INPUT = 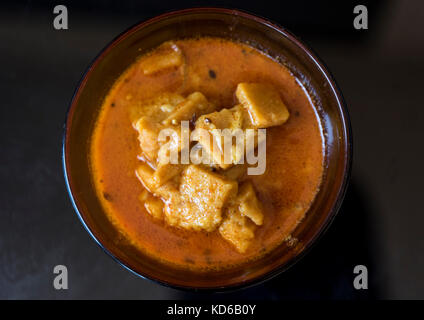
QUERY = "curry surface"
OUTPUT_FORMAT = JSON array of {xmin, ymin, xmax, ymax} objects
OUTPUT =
[{"xmin": 91, "ymin": 38, "xmax": 324, "ymax": 271}]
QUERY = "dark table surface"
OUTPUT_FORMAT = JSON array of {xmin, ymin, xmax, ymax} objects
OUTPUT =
[{"xmin": 1, "ymin": 0, "xmax": 423, "ymax": 299}]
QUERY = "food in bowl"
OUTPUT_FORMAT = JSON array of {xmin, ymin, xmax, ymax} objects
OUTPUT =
[{"xmin": 90, "ymin": 37, "xmax": 325, "ymax": 271}]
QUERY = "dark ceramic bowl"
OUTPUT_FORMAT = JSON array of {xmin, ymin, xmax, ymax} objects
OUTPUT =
[{"xmin": 63, "ymin": 8, "xmax": 352, "ymax": 290}]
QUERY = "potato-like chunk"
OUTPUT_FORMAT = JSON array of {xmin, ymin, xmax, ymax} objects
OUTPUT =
[
  {"xmin": 134, "ymin": 117, "xmax": 162, "ymax": 163},
  {"xmin": 140, "ymin": 42, "xmax": 183, "ymax": 75},
  {"xmin": 134, "ymin": 95, "xmax": 192, "ymax": 164},
  {"xmin": 162, "ymin": 92, "xmax": 215, "ymax": 126},
  {"xmin": 237, "ymin": 181, "xmax": 264, "ymax": 225},
  {"xmin": 135, "ymin": 163, "xmax": 178, "ymax": 199},
  {"xmin": 153, "ymin": 162, "xmax": 185, "ymax": 187},
  {"xmin": 197, "ymin": 105, "xmax": 244, "ymax": 132},
  {"xmin": 236, "ymin": 83, "xmax": 289, "ymax": 128},
  {"xmin": 219, "ymin": 163, "xmax": 247, "ymax": 181},
  {"xmin": 144, "ymin": 195, "xmax": 164, "ymax": 220},
  {"xmin": 194, "ymin": 105, "xmax": 243, "ymax": 168},
  {"xmin": 164, "ymin": 165, "xmax": 238, "ymax": 231},
  {"xmin": 129, "ymin": 93, "xmax": 184, "ymax": 124},
  {"xmin": 156, "ymin": 123, "xmax": 191, "ymax": 166},
  {"xmin": 218, "ymin": 181, "xmax": 263, "ymax": 252},
  {"xmin": 219, "ymin": 205, "xmax": 256, "ymax": 253},
  {"xmin": 194, "ymin": 105, "xmax": 263, "ymax": 168},
  {"xmin": 135, "ymin": 163, "xmax": 162, "ymax": 193}
]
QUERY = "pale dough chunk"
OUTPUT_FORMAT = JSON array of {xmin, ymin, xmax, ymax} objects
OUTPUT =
[
  {"xmin": 195, "ymin": 105, "xmax": 244, "ymax": 169},
  {"xmin": 219, "ymin": 205, "xmax": 256, "ymax": 253},
  {"xmin": 144, "ymin": 195, "xmax": 164, "ymax": 220},
  {"xmin": 162, "ymin": 92, "xmax": 215, "ymax": 126},
  {"xmin": 133, "ymin": 94, "xmax": 193, "ymax": 164},
  {"xmin": 237, "ymin": 181, "xmax": 264, "ymax": 226},
  {"xmin": 138, "ymin": 188, "xmax": 165, "ymax": 220},
  {"xmin": 152, "ymin": 162, "xmax": 185, "ymax": 188},
  {"xmin": 188, "ymin": 142, "xmax": 216, "ymax": 167},
  {"xmin": 129, "ymin": 92, "xmax": 184, "ymax": 124},
  {"xmin": 164, "ymin": 165, "xmax": 238, "ymax": 231},
  {"xmin": 196, "ymin": 105, "xmax": 244, "ymax": 132},
  {"xmin": 236, "ymin": 82, "xmax": 290, "ymax": 128},
  {"xmin": 218, "ymin": 181, "xmax": 263, "ymax": 252},
  {"xmin": 134, "ymin": 116, "xmax": 186, "ymax": 164},
  {"xmin": 219, "ymin": 163, "xmax": 247, "ymax": 181},
  {"xmin": 134, "ymin": 117, "xmax": 162, "ymax": 163},
  {"xmin": 194, "ymin": 105, "xmax": 263, "ymax": 168},
  {"xmin": 156, "ymin": 123, "xmax": 191, "ymax": 166},
  {"xmin": 135, "ymin": 163, "xmax": 179, "ymax": 199},
  {"xmin": 140, "ymin": 42, "xmax": 183, "ymax": 75}
]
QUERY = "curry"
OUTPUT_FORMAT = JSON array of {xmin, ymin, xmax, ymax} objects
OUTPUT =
[{"xmin": 90, "ymin": 37, "xmax": 324, "ymax": 271}]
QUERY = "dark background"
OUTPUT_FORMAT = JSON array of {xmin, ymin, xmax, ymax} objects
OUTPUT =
[{"xmin": 1, "ymin": 0, "xmax": 423, "ymax": 299}]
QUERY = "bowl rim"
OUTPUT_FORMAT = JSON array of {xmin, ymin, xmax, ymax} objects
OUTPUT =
[{"xmin": 62, "ymin": 7, "xmax": 352, "ymax": 292}]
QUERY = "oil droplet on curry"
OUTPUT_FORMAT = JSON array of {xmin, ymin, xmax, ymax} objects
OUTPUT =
[{"xmin": 91, "ymin": 37, "xmax": 324, "ymax": 271}]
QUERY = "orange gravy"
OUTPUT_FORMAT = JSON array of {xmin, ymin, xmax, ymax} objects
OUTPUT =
[{"xmin": 91, "ymin": 38, "xmax": 324, "ymax": 271}]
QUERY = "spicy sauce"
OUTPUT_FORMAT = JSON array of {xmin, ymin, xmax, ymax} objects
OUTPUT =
[{"xmin": 91, "ymin": 38, "xmax": 324, "ymax": 271}]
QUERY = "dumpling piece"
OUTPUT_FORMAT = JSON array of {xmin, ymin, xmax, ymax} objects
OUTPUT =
[
  {"xmin": 134, "ymin": 117, "xmax": 163, "ymax": 163},
  {"xmin": 162, "ymin": 92, "xmax": 215, "ymax": 126},
  {"xmin": 236, "ymin": 82, "xmax": 290, "ymax": 128},
  {"xmin": 164, "ymin": 165, "xmax": 238, "ymax": 232},
  {"xmin": 219, "ymin": 205, "xmax": 256, "ymax": 253},
  {"xmin": 129, "ymin": 92, "xmax": 185, "ymax": 124},
  {"xmin": 194, "ymin": 105, "xmax": 244, "ymax": 169},
  {"xmin": 135, "ymin": 163, "xmax": 179, "ymax": 199},
  {"xmin": 152, "ymin": 162, "xmax": 186, "ymax": 188},
  {"xmin": 219, "ymin": 163, "xmax": 247, "ymax": 181},
  {"xmin": 237, "ymin": 181, "xmax": 264, "ymax": 226},
  {"xmin": 139, "ymin": 42, "xmax": 184, "ymax": 75},
  {"xmin": 194, "ymin": 105, "xmax": 264, "ymax": 169},
  {"xmin": 218, "ymin": 181, "xmax": 263, "ymax": 252},
  {"xmin": 144, "ymin": 195, "xmax": 164, "ymax": 220}
]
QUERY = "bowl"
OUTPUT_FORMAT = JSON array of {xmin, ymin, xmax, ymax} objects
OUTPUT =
[{"xmin": 63, "ymin": 8, "xmax": 352, "ymax": 290}]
